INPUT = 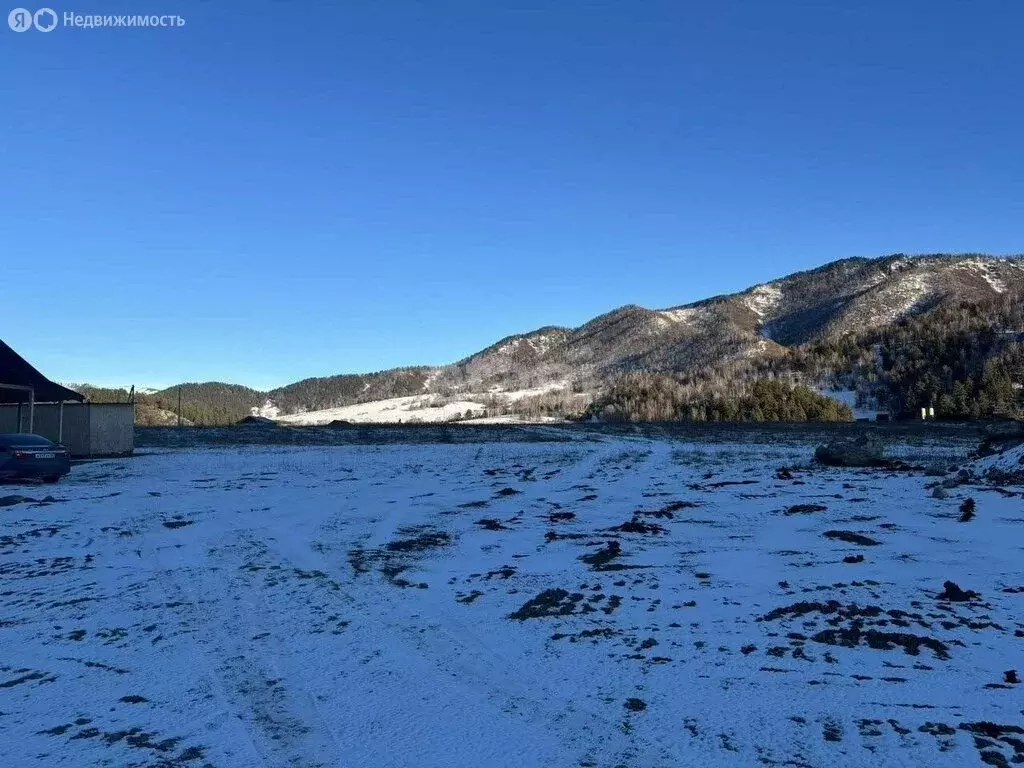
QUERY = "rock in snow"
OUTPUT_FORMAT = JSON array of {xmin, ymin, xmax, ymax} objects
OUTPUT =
[{"xmin": 814, "ymin": 435, "xmax": 886, "ymax": 467}]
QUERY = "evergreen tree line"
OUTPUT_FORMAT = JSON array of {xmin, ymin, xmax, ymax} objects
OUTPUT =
[
  {"xmin": 795, "ymin": 291, "xmax": 1024, "ymax": 418},
  {"xmin": 76, "ymin": 383, "xmax": 262, "ymax": 426},
  {"xmin": 76, "ymin": 369, "xmax": 435, "ymax": 426},
  {"xmin": 614, "ymin": 290, "xmax": 1024, "ymax": 422},
  {"xmin": 267, "ymin": 368, "xmax": 431, "ymax": 413},
  {"xmin": 591, "ymin": 376, "xmax": 853, "ymax": 423}
]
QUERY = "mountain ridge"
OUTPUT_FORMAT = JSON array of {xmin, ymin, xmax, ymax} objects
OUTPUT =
[{"xmin": 77, "ymin": 253, "xmax": 1024, "ymax": 423}]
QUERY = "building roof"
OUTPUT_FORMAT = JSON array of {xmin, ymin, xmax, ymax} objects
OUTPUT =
[{"xmin": 0, "ymin": 340, "xmax": 85, "ymax": 403}]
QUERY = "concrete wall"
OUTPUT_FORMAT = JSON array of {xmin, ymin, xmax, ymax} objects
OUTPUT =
[
  {"xmin": 0, "ymin": 404, "xmax": 25, "ymax": 434},
  {"xmin": 0, "ymin": 402, "xmax": 134, "ymax": 457},
  {"xmin": 89, "ymin": 403, "xmax": 135, "ymax": 456}
]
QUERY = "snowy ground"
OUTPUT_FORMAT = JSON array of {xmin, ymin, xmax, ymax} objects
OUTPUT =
[
  {"xmin": 1, "ymin": 436, "xmax": 1022, "ymax": 767},
  {"xmin": 274, "ymin": 394, "xmax": 491, "ymax": 425},
  {"xmin": 274, "ymin": 383, "xmax": 572, "ymax": 426}
]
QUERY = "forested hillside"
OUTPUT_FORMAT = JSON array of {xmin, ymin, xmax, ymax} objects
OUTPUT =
[
  {"xmin": 591, "ymin": 377, "xmax": 854, "ymax": 422},
  {"xmin": 76, "ymin": 383, "xmax": 262, "ymax": 425},
  {"xmin": 267, "ymin": 368, "xmax": 432, "ymax": 414},
  {"xmin": 75, "ymin": 370, "xmax": 434, "ymax": 426},
  {"xmin": 74, "ymin": 254, "xmax": 1024, "ymax": 425},
  {"xmin": 827, "ymin": 290, "xmax": 1024, "ymax": 418},
  {"xmin": 590, "ymin": 287, "xmax": 1024, "ymax": 422}
]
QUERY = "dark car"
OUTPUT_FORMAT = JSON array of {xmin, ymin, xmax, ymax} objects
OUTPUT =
[{"xmin": 0, "ymin": 434, "xmax": 71, "ymax": 483}]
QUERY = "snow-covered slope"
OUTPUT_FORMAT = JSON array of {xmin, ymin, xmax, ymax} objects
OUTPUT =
[
  {"xmin": 275, "ymin": 384, "xmax": 572, "ymax": 425},
  {"xmin": 249, "ymin": 399, "xmax": 281, "ymax": 419},
  {"xmin": 968, "ymin": 441, "xmax": 1024, "ymax": 479},
  {"xmin": 432, "ymin": 253, "xmax": 1024, "ymax": 394},
  {"xmin": 2, "ymin": 438, "xmax": 1022, "ymax": 767},
  {"xmin": 275, "ymin": 395, "xmax": 489, "ymax": 424}
]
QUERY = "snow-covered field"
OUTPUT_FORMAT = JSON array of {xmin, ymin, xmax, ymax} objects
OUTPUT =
[
  {"xmin": 274, "ymin": 394, "xmax": 490, "ymax": 425},
  {"xmin": 2, "ymin": 436, "xmax": 1022, "ymax": 767},
  {"xmin": 275, "ymin": 384, "xmax": 573, "ymax": 426}
]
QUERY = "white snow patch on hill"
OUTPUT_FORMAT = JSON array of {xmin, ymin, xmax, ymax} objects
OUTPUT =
[
  {"xmin": 737, "ymin": 339, "xmax": 775, "ymax": 359},
  {"xmin": 494, "ymin": 333, "xmax": 562, "ymax": 358},
  {"xmin": 744, "ymin": 283, "xmax": 783, "ymax": 319},
  {"xmin": 250, "ymin": 399, "xmax": 281, "ymax": 419},
  {"xmin": 657, "ymin": 307, "xmax": 699, "ymax": 325},
  {"xmin": 486, "ymin": 381, "xmax": 570, "ymax": 401},
  {"xmin": 967, "ymin": 441, "xmax": 1024, "ymax": 477},
  {"xmin": 955, "ymin": 258, "xmax": 1007, "ymax": 293},
  {"xmin": 276, "ymin": 382, "xmax": 573, "ymax": 425},
  {"xmin": 421, "ymin": 369, "xmax": 441, "ymax": 391},
  {"xmin": 276, "ymin": 395, "xmax": 489, "ymax": 425},
  {"xmin": 865, "ymin": 272, "xmax": 931, "ymax": 325}
]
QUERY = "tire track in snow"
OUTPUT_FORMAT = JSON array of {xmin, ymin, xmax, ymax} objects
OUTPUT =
[{"xmin": 150, "ymin": 533, "xmax": 346, "ymax": 768}]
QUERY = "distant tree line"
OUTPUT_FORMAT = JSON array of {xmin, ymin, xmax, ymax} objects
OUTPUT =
[
  {"xmin": 267, "ymin": 368, "xmax": 431, "ymax": 414},
  {"xmin": 590, "ymin": 376, "xmax": 853, "ymax": 423},
  {"xmin": 76, "ymin": 383, "xmax": 262, "ymax": 426},
  {"xmin": 509, "ymin": 391, "xmax": 591, "ymax": 420},
  {"xmin": 74, "ymin": 368, "xmax": 436, "ymax": 427}
]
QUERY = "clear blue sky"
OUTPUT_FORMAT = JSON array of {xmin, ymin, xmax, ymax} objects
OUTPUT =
[{"xmin": 3, "ymin": 1, "xmax": 1022, "ymax": 390}]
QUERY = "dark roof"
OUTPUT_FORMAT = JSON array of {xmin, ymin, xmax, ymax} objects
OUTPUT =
[{"xmin": 0, "ymin": 340, "xmax": 85, "ymax": 404}]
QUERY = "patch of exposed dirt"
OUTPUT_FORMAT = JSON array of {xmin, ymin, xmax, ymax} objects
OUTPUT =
[
  {"xmin": 811, "ymin": 627, "xmax": 950, "ymax": 659},
  {"xmin": 959, "ymin": 722, "xmax": 1024, "ymax": 764},
  {"xmin": 823, "ymin": 530, "xmax": 881, "ymax": 546},
  {"xmin": 636, "ymin": 500, "xmax": 699, "ymax": 519},
  {"xmin": 759, "ymin": 600, "xmax": 956, "ymax": 659},
  {"xmin": 936, "ymin": 581, "xmax": 980, "ymax": 602},
  {"xmin": 475, "ymin": 518, "xmax": 506, "ymax": 531},
  {"xmin": 385, "ymin": 531, "xmax": 452, "ymax": 552},
  {"xmin": 37, "ymin": 719, "xmax": 205, "ymax": 766},
  {"xmin": 959, "ymin": 498, "xmax": 977, "ymax": 522},
  {"xmin": 607, "ymin": 518, "xmax": 666, "ymax": 535},
  {"xmin": 550, "ymin": 627, "xmax": 620, "ymax": 643},
  {"xmin": 508, "ymin": 589, "xmax": 586, "ymax": 620},
  {"xmin": 579, "ymin": 540, "xmax": 623, "ymax": 570},
  {"xmin": 0, "ymin": 524, "xmax": 67, "ymax": 552},
  {"xmin": 689, "ymin": 479, "xmax": 759, "ymax": 491},
  {"xmin": 785, "ymin": 504, "xmax": 828, "ymax": 516}
]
